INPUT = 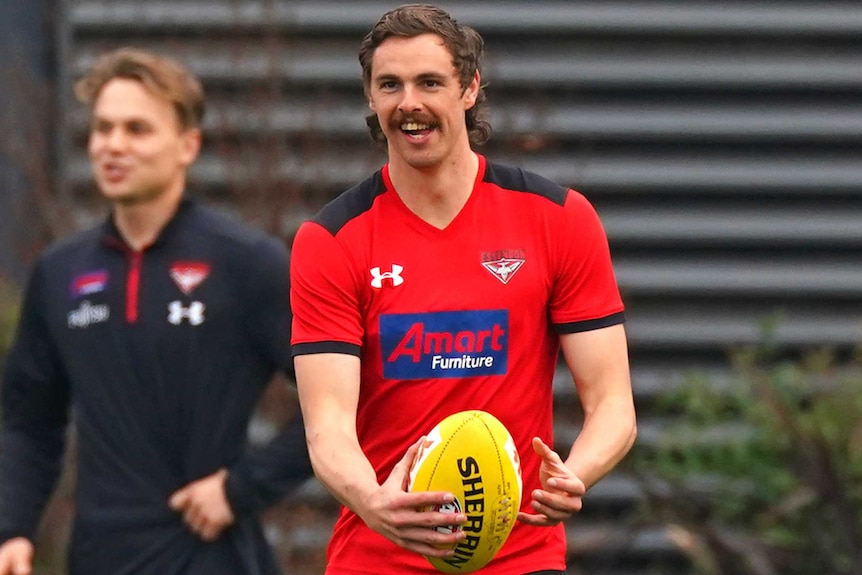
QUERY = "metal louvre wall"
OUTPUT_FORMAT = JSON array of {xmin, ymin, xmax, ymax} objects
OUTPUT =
[{"xmin": 57, "ymin": 1, "xmax": 862, "ymax": 574}]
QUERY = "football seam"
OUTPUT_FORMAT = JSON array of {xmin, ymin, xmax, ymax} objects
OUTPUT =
[
  {"xmin": 477, "ymin": 414, "xmax": 507, "ymax": 492},
  {"xmin": 423, "ymin": 413, "xmax": 478, "ymax": 490}
]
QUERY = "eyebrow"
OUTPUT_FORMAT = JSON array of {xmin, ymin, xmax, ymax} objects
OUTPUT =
[
  {"xmin": 373, "ymin": 71, "xmax": 449, "ymax": 83},
  {"xmin": 89, "ymin": 115, "xmax": 153, "ymax": 129},
  {"xmin": 373, "ymin": 73, "xmax": 400, "ymax": 83},
  {"xmin": 416, "ymin": 72, "xmax": 448, "ymax": 82}
]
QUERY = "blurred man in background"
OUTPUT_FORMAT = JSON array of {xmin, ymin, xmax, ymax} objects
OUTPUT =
[{"xmin": 0, "ymin": 48, "xmax": 311, "ymax": 575}]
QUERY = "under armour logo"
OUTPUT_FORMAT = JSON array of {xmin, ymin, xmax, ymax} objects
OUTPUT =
[
  {"xmin": 168, "ymin": 301, "xmax": 206, "ymax": 325},
  {"xmin": 370, "ymin": 265, "xmax": 404, "ymax": 288}
]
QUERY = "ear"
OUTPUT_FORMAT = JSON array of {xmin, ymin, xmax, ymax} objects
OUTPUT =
[
  {"xmin": 360, "ymin": 82, "xmax": 377, "ymax": 112},
  {"xmin": 463, "ymin": 70, "xmax": 481, "ymax": 110},
  {"xmin": 178, "ymin": 128, "xmax": 202, "ymax": 167}
]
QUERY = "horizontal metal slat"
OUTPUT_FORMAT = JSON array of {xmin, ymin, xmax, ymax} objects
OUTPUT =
[
  {"xmin": 64, "ymin": 151, "xmax": 862, "ymax": 195},
  {"xmin": 68, "ymin": 40, "xmax": 862, "ymax": 91},
  {"xmin": 602, "ymin": 207, "xmax": 862, "ymax": 246},
  {"xmin": 65, "ymin": 98, "xmax": 862, "ymax": 144},
  {"xmin": 554, "ymin": 362, "xmax": 733, "ymax": 404},
  {"xmin": 625, "ymin": 309, "xmax": 862, "ymax": 349},
  {"xmin": 497, "ymin": 101, "xmax": 862, "ymax": 142},
  {"xmin": 69, "ymin": 43, "xmax": 362, "ymax": 86},
  {"xmin": 614, "ymin": 258, "xmax": 862, "ymax": 297},
  {"xmin": 68, "ymin": 1, "xmax": 862, "ymax": 37},
  {"xmin": 64, "ymin": 151, "xmax": 383, "ymax": 191},
  {"xmin": 494, "ymin": 153, "xmax": 862, "ymax": 194},
  {"xmin": 487, "ymin": 51, "xmax": 862, "ymax": 90}
]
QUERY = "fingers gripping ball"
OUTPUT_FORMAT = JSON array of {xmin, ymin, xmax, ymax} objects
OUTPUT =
[{"xmin": 408, "ymin": 410, "xmax": 522, "ymax": 573}]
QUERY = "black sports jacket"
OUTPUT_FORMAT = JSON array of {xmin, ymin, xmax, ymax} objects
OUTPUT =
[{"xmin": 0, "ymin": 197, "xmax": 311, "ymax": 574}]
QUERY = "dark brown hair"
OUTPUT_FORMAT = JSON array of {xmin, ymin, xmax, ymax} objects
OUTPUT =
[
  {"xmin": 74, "ymin": 47, "xmax": 204, "ymax": 131},
  {"xmin": 358, "ymin": 3, "xmax": 491, "ymax": 146}
]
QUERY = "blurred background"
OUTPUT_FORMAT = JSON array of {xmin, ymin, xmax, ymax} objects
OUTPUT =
[{"xmin": 2, "ymin": 1, "xmax": 862, "ymax": 574}]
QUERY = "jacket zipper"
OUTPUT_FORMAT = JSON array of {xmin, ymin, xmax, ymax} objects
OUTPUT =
[{"xmin": 127, "ymin": 250, "xmax": 143, "ymax": 323}]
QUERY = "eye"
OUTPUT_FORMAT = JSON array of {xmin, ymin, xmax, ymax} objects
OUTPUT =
[
  {"xmin": 92, "ymin": 121, "xmax": 112, "ymax": 134},
  {"xmin": 379, "ymin": 80, "xmax": 399, "ymax": 91},
  {"xmin": 127, "ymin": 121, "xmax": 150, "ymax": 135}
]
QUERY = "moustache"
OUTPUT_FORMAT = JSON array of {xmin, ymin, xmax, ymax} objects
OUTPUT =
[{"xmin": 391, "ymin": 113, "xmax": 436, "ymax": 127}]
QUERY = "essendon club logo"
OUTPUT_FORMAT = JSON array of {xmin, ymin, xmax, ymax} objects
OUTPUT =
[
  {"xmin": 170, "ymin": 262, "xmax": 211, "ymax": 295},
  {"xmin": 481, "ymin": 249, "xmax": 526, "ymax": 285}
]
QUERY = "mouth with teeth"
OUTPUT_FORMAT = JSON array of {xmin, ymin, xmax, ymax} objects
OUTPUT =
[
  {"xmin": 399, "ymin": 120, "xmax": 435, "ymax": 138},
  {"xmin": 101, "ymin": 162, "xmax": 130, "ymax": 183}
]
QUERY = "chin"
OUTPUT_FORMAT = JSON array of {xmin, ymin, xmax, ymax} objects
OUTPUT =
[
  {"xmin": 99, "ymin": 186, "xmax": 132, "ymax": 200},
  {"xmin": 406, "ymin": 160, "xmax": 439, "ymax": 171},
  {"xmin": 99, "ymin": 188, "xmax": 150, "ymax": 205},
  {"xmin": 98, "ymin": 188, "xmax": 127, "ymax": 201},
  {"xmin": 398, "ymin": 148, "xmax": 443, "ymax": 169}
]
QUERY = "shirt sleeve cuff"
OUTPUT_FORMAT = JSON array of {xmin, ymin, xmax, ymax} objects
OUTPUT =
[{"xmin": 224, "ymin": 463, "xmax": 261, "ymax": 517}]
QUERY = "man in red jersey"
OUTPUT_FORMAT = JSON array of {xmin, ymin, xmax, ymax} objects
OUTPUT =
[{"xmin": 290, "ymin": 4, "xmax": 637, "ymax": 574}]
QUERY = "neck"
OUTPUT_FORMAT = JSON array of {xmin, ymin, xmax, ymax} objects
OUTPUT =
[
  {"xmin": 112, "ymin": 189, "xmax": 183, "ymax": 251},
  {"xmin": 388, "ymin": 149, "xmax": 479, "ymax": 230}
]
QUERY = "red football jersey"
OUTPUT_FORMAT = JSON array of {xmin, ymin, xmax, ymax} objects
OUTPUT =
[{"xmin": 291, "ymin": 155, "xmax": 625, "ymax": 575}]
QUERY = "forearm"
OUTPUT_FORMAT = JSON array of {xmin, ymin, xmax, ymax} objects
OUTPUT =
[
  {"xmin": 565, "ymin": 394, "xmax": 637, "ymax": 489},
  {"xmin": 0, "ymin": 263, "xmax": 70, "ymax": 543},
  {"xmin": 0, "ymin": 427, "xmax": 66, "ymax": 543},
  {"xmin": 225, "ymin": 413, "xmax": 314, "ymax": 515},
  {"xmin": 294, "ymin": 353, "xmax": 379, "ymax": 514},
  {"xmin": 559, "ymin": 325, "xmax": 636, "ymax": 490},
  {"xmin": 305, "ymin": 425, "xmax": 381, "ymax": 516}
]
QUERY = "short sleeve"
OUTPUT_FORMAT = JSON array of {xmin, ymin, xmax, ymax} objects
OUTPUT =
[
  {"xmin": 549, "ymin": 190, "xmax": 625, "ymax": 333},
  {"xmin": 290, "ymin": 221, "xmax": 364, "ymax": 356}
]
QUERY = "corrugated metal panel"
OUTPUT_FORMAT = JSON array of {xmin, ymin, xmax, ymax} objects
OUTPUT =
[{"xmin": 57, "ymin": 1, "xmax": 862, "ymax": 573}]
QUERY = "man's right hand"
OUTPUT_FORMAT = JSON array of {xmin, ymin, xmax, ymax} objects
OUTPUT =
[
  {"xmin": 0, "ymin": 538, "xmax": 33, "ymax": 575},
  {"xmin": 356, "ymin": 437, "xmax": 467, "ymax": 559}
]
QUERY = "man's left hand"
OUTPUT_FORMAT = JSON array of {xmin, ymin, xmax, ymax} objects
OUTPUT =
[
  {"xmin": 169, "ymin": 468, "xmax": 236, "ymax": 541},
  {"xmin": 517, "ymin": 437, "xmax": 586, "ymax": 526}
]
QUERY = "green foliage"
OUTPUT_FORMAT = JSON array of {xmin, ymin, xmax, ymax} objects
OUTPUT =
[
  {"xmin": 0, "ymin": 280, "xmax": 22, "ymax": 427},
  {"xmin": 0, "ymin": 279, "xmax": 21, "ymax": 371},
  {"xmin": 627, "ymin": 342, "xmax": 862, "ymax": 575}
]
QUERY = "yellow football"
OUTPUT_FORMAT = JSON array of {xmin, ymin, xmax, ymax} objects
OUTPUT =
[{"xmin": 407, "ymin": 410, "xmax": 522, "ymax": 574}]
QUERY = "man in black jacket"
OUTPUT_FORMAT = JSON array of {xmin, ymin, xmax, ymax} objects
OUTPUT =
[{"xmin": 0, "ymin": 47, "xmax": 311, "ymax": 575}]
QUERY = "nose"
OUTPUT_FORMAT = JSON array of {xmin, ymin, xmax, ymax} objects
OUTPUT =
[
  {"xmin": 104, "ymin": 128, "xmax": 128, "ymax": 151},
  {"xmin": 93, "ymin": 126, "xmax": 127, "ymax": 154},
  {"xmin": 397, "ymin": 84, "xmax": 422, "ymax": 113}
]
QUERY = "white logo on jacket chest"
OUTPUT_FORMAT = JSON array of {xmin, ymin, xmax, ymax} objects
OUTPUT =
[
  {"xmin": 370, "ymin": 265, "xmax": 404, "ymax": 288},
  {"xmin": 168, "ymin": 301, "xmax": 206, "ymax": 325},
  {"xmin": 67, "ymin": 300, "xmax": 110, "ymax": 328}
]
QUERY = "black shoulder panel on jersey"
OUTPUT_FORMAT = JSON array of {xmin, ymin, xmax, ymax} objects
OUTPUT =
[
  {"xmin": 483, "ymin": 161, "xmax": 568, "ymax": 206},
  {"xmin": 313, "ymin": 171, "xmax": 387, "ymax": 236}
]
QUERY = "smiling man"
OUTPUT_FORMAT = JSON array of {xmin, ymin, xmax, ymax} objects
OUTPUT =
[
  {"xmin": 0, "ymin": 48, "xmax": 311, "ymax": 575},
  {"xmin": 290, "ymin": 4, "xmax": 637, "ymax": 575}
]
